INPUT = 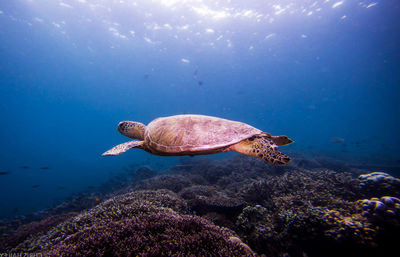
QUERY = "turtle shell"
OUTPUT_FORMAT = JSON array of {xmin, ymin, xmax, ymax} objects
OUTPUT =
[{"xmin": 144, "ymin": 114, "xmax": 262, "ymax": 154}]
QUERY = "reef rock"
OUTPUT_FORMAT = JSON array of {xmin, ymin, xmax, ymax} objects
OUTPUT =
[
  {"xmin": 359, "ymin": 172, "xmax": 400, "ymax": 198},
  {"xmin": 357, "ymin": 196, "xmax": 400, "ymax": 224}
]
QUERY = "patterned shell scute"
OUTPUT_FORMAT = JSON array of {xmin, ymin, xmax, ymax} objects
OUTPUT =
[{"xmin": 145, "ymin": 115, "xmax": 262, "ymax": 153}]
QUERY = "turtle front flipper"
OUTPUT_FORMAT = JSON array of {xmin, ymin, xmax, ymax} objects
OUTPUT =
[
  {"xmin": 102, "ymin": 141, "xmax": 144, "ymax": 156},
  {"xmin": 231, "ymin": 136, "xmax": 291, "ymax": 165}
]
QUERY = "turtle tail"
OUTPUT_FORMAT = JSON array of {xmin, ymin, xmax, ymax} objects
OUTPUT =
[{"xmin": 231, "ymin": 136, "xmax": 291, "ymax": 165}]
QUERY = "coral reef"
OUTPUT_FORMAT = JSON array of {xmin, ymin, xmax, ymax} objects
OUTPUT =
[{"xmin": 2, "ymin": 156, "xmax": 400, "ymax": 257}]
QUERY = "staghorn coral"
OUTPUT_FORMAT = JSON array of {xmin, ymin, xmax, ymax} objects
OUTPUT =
[{"xmin": 47, "ymin": 212, "xmax": 256, "ymax": 257}]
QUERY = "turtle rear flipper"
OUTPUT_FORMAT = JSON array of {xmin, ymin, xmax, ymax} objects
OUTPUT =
[
  {"xmin": 102, "ymin": 141, "xmax": 144, "ymax": 156},
  {"xmin": 231, "ymin": 136, "xmax": 291, "ymax": 165}
]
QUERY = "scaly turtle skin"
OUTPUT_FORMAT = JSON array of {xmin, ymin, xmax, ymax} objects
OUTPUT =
[{"xmin": 103, "ymin": 114, "xmax": 293, "ymax": 165}]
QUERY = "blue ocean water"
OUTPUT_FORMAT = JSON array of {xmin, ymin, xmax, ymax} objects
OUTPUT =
[{"xmin": 0, "ymin": 0, "xmax": 399, "ymax": 219}]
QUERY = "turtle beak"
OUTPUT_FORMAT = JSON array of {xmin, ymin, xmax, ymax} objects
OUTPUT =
[{"xmin": 117, "ymin": 122, "xmax": 125, "ymax": 134}]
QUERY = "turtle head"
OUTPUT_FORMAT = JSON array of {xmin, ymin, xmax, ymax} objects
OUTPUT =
[{"xmin": 117, "ymin": 121, "xmax": 146, "ymax": 140}]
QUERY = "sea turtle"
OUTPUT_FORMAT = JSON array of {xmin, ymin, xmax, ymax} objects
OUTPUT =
[{"xmin": 103, "ymin": 114, "xmax": 293, "ymax": 165}]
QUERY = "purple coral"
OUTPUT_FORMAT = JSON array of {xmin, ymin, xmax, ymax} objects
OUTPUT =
[{"xmin": 47, "ymin": 213, "xmax": 255, "ymax": 256}]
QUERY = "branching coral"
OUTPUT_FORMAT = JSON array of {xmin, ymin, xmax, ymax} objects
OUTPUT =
[
  {"xmin": 12, "ymin": 189, "xmax": 188, "ymax": 253},
  {"xmin": 47, "ymin": 213, "xmax": 255, "ymax": 256}
]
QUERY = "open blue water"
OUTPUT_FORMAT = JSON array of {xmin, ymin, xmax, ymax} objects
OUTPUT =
[{"xmin": 0, "ymin": 0, "xmax": 399, "ymax": 219}]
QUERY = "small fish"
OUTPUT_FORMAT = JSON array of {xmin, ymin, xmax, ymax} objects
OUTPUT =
[
  {"xmin": 353, "ymin": 139, "xmax": 368, "ymax": 145},
  {"xmin": 32, "ymin": 185, "xmax": 40, "ymax": 188},
  {"xmin": 0, "ymin": 171, "xmax": 9, "ymax": 175},
  {"xmin": 331, "ymin": 137, "xmax": 345, "ymax": 143},
  {"xmin": 40, "ymin": 167, "xmax": 50, "ymax": 170},
  {"xmin": 20, "ymin": 166, "xmax": 30, "ymax": 169},
  {"xmin": 88, "ymin": 186, "xmax": 95, "ymax": 189},
  {"xmin": 198, "ymin": 81, "xmax": 204, "ymax": 86},
  {"xmin": 56, "ymin": 186, "xmax": 65, "ymax": 190},
  {"xmin": 143, "ymin": 74, "xmax": 150, "ymax": 79}
]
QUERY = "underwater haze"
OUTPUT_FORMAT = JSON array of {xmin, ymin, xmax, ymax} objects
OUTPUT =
[{"xmin": 0, "ymin": 0, "xmax": 399, "ymax": 219}]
